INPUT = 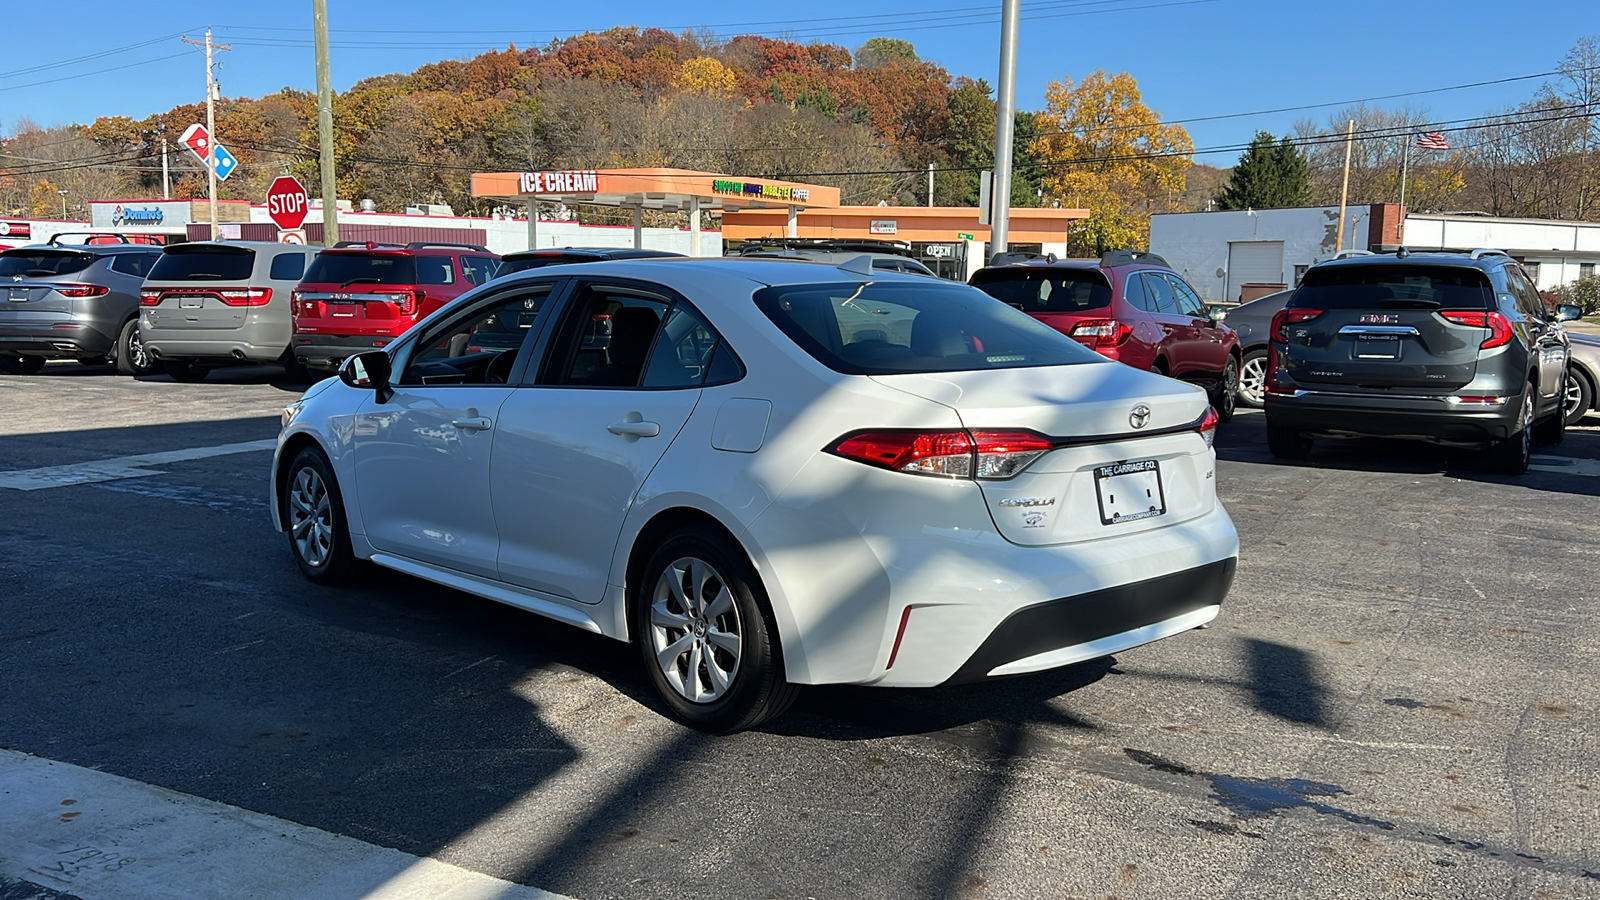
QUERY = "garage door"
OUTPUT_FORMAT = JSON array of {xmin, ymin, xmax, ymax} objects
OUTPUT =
[{"xmin": 1226, "ymin": 241, "xmax": 1285, "ymax": 303}]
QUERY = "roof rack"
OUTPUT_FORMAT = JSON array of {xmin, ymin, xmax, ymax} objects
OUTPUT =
[
  {"xmin": 990, "ymin": 251, "xmax": 1057, "ymax": 266},
  {"xmin": 1333, "ymin": 249, "xmax": 1375, "ymax": 259},
  {"xmin": 404, "ymin": 241, "xmax": 491, "ymax": 252},
  {"xmin": 1100, "ymin": 249, "xmax": 1169, "ymax": 267},
  {"xmin": 1468, "ymin": 248, "xmax": 1509, "ymax": 260},
  {"xmin": 731, "ymin": 237, "xmax": 915, "ymax": 257}
]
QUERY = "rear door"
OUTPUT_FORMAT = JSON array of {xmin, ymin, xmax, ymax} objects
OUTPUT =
[{"xmin": 1279, "ymin": 264, "xmax": 1492, "ymax": 392}]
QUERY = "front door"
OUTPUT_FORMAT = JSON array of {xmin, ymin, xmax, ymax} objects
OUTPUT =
[
  {"xmin": 492, "ymin": 280, "xmax": 722, "ymax": 603},
  {"xmin": 351, "ymin": 281, "xmax": 557, "ymax": 578}
]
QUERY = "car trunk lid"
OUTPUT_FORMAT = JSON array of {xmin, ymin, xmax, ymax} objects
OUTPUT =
[
  {"xmin": 0, "ymin": 250, "xmax": 95, "ymax": 318},
  {"xmin": 141, "ymin": 244, "xmax": 261, "ymax": 332}
]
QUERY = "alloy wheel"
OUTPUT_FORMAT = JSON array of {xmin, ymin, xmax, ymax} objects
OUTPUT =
[
  {"xmin": 127, "ymin": 329, "xmax": 150, "ymax": 370},
  {"xmin": 287, "ymin": 466, "xmax": 334, "ymax": 568},
  {"xmin": 649, "ymin": 556, "xmax": 743, "ymax": 704},
  {"xmin": 1565, "ymin": 377, "xmax": 1584, "ymax": 419},
  {"xmin": 1238, "ymin": 354, "xmax": 1266, "ymax": 407}
]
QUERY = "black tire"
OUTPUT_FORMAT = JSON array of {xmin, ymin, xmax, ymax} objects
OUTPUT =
[
  {"xmin": 1208, "ymin": 354, "xmax": 1239, "ymax": 423},
  {"xmin": 1236, "ymin": 349, "xmax": 1268, "ymax": 409},
  {"xmin": 1564, "ymin": 369, "xmax": 1593, "ymax": 427},
  {"xmin": 1266, "ymin": 418, "xmax": 1313, "ymax": 459},
  {"xmin": 1532, "ymin": 380, "xmax": 1566, "ymax": 446},
  {"xmin": 0, "ymin": 354, "xmax": 45, "ymax": 375},
  {"xmin": 113, "ymin": 318, "xmax": 162, "ymax": 376},
  {"xmin": 164, "ymin": 360, "xmax": 211, "ymax": 383},
  {"xmin": 282, "ymin": 445, "xmax": 356, "ymax": 584},
  {"xmin": 632, "ymin": 526, "xmax": 799, "ymax": 733},
  {"xmin": 1485, "ymin": 391, "xmax": 1533, "ymax": 475},
  {"xmin": 279, "ymin": 353, "xmax": 315, "ymax": 385}
]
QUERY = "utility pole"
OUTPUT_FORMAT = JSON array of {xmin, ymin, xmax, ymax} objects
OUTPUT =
[
  {"xmin": 160, "ymin": 130, "xmax": 171, "ymax": 201},
  {"xmin": 182, "ymin": 29, "xmax": 230, "ymax": 240},
  {"xmin": 927, "ymin": 162, "xmax": 934, "ymax": 207},
  {"xmin": 1334, "ymin": 119, "xmax": 1354, "ymax": 254},
  {"xmin": 1397, "ymin": 134, "xmax": 1409, "ymax": 211},
  {"xmin": 313, "ymin": 0, "xmax": 339, "ymax": 247},
  {"xmin": 989, "ymin": 0, "xmax": 1021, "ymax": 263}
]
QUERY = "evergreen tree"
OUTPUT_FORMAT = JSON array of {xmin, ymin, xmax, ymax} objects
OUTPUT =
[{"xmin": 1216, "ymin": 132, "xmax": 1311, "ymax": 210}]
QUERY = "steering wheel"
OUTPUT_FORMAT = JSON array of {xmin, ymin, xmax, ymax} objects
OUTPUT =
[{"xmin": 485, "ymin": 348, "xmax": 517, "ymax": 384}]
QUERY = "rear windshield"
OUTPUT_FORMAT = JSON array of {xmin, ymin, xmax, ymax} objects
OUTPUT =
[
  {"xmin": 1293, "ymin": 264, "xmax": 1492, "ymax": 310},
  {"xmin": 755, "ymin": 281, "xmax": 1105, "ymax": 375},
  {"xmin": 148, "ymin": 248, "xmax": 256, "ymax": 282},
  {"xmin": 302, "ymin": 253, "xmax": 418, "ymax": 287},
  {"xmin": 968, "ymin": 268, "xmax": 1113, "ymax": 313},
  {"xmin": 499, "ymin": 254, "xmax": 593, "ymax": 275},
  {"xmin": 0, "ymin": 251, "xmax": 94, "ymax": 278}
]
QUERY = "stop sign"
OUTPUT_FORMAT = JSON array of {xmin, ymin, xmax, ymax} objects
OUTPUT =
[{"xmin": 266, "ymin": 176, "xmax": 310, "ymax": 230}]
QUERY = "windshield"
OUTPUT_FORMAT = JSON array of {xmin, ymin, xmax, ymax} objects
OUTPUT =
[
  {"xmin": 148, "ymin": 249, "xmax": 256, "ymax": 282},
  {"xmin": 302, "ymin": 253, "xmax": 418, "ymax": 286},
  {"xmin": 968, "ymin": 268, "xmax": 1113, "ymax": 313},
  {"xmin": 0, "ymin": 251, "xmax": 94, "ymax": 278},
  {"xmin": 755, "ymin": 280, "xmax": 1106, "ymax": 375},
  {"xmin": 1293, "ymin": 265, "xmax": 1492, "ymax": 310}
]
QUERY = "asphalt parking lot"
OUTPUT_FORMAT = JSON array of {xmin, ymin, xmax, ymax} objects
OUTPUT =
[{"xmin": 2, "ymin": 362, "xmax": 1598, "ymax": 900}]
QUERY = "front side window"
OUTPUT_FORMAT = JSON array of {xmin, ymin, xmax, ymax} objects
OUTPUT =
[
  {"xmin": 969, "ymin": 268, "xmax": 1112, "ymax": 313},
  {"xmin": 1164, "ymin": 274, "xmax": 1208, "ymax": 317},
  {"xmin": 399, "ymin": 283, "xmax": 555, "ymax": 386},
  {"xmin": 756, "ymin": 280, "xmax": 1105, "ymax": 375}
]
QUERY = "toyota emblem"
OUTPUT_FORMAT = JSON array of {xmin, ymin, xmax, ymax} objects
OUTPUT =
[{"xmin": 1129, "ymin": 404, "xmax": 1152, "ymax": 429}]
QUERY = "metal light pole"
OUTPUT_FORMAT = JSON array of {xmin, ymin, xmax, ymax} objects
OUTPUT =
[
  {"xmin": 57, "ymin": 189, "xmax": 67, "ymax": 219},
  {"xmin": 314, "ymin": 0, "xmax": 340, "ymax": 247},
  {"xmin": 989, "ymin": 0, "xmax": 1021, "ymax": 262}
]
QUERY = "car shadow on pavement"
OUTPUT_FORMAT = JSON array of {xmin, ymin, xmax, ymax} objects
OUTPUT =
[
  {"xmin": 1243, "ymin": 638, "xmax": 1328, "ymax": 727},
  {"xmin": 1215, "ymin": 411, "xmax": 1600, "ymax": 498}
]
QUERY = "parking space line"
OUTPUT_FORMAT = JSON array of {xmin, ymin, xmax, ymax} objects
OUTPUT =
[
  {"xmin": 0, "ymin": 440, "xmax": 276, "ymax": 491},
  {"xmin": 0, "ymin": 749, "xmax": 576, "ymax": 900}
]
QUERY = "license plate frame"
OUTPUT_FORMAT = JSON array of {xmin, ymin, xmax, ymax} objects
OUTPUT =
[
  {"xmin": 7, "ymin": 288, "xmax": 28, "ymax": 302},
  {"xmin": 1354, "ymin": 335, "xmax": 1401, "ymax": 359},
  {"xmin": 176, "ymin": 295, "xmax": 206, "ymax": 309},
  {"xmin": 1094, "ymin": 458, "xmax": 1167, "ymax": 526}
]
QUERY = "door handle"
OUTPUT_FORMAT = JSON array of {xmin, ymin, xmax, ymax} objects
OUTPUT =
[
  {"xmin": 608, "ymin": 420, "xmax": 661, "ymax": 438},
  {"xmin": 451, "ymin": 416, "xmax": 493, "ymax": 432}
]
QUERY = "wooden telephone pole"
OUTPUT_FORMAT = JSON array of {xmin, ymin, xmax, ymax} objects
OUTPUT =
[
  {"xmin": 313, "ymin": 0, "xmax": 339, "ymax": 246},
  {"xmin": 1334, "ymin": 119, "xmax": 1355, "ymax": 254},
  {"xmin": 182, "ymin": 29, "xmax": 231, "ymax": 240}
]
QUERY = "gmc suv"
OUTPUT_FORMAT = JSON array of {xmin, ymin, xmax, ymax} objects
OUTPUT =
[
  {"xmin": 291, "ymin": 243, "xmax": 500, "ymax": 372},
  {"xmin": 970, "ymin": 250, "xmax": 1242, "ymax": 419},
  {"xmin": 0, "ymin": 244, "xmax": 164, "ymax": 375},
  {"xmin": 1263, "ymin": 248, "xmax": 1576, "ymax": 474}
]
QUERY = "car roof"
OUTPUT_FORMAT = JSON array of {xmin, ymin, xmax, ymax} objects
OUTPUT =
[
  {"xmin": 1, "ymin": 243, "xmax": 155, "ymax": 255},
  {"xmin": 502, "ymin": 247, "xmax": 684, "ymax": 261},
  {"xmin": 493, "ymin": 255, "xmax": 940, "ymax": 292},
  {"xmin": 1311, "ymin": 250, "xmax": 1508, "ymax": 273}
]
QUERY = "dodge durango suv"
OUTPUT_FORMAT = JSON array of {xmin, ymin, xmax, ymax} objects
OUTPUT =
[{"xmin": 1263, "ymin": 248, "xmax": 1576, "ymax": 474}]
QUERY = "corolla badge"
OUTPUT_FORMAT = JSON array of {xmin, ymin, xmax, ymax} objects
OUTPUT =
[{"xmin": 1129, "ymin": 404, "xmax": 1152, "ymax": 429}]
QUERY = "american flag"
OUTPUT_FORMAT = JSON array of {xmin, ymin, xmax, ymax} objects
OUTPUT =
[{"xmin": 1414, "ymin": 132, "xmax": 1451, "ymax": 150}]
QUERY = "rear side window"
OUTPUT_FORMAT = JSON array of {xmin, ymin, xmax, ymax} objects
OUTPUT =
[
  {"xmin": 0, "ymin": 252, "xmax": 94, "ymax": 277},
  {"xmin": 109, "ymin": 253, "xmax": 159, "ymax": 278},
  {"xmin": 1294, "ymin": 265, "xmax": 1492, "ymax": 310},
  {"xmin": 969, "ymin": 268, "xmax": 1112, "ymax": 313},
  {"xmin": 147, "ymin": 248, "xmax": 256, "ymax": 282},
  {"xmin": 417, "ymin": 256, "xmax": 456, "ymax": 285},
  {"xmin": 460, "ymin": 255, "xmax": 500, "ymax": 285},
  {"xmin": 269, "ymin": 252, "xmax": 308, "ymax": 282},
  {"xmin": 302, "ymin": 253, "xmax": 418, "ymax": 286},
  {"xmin": 756, "ymin": 281, "xmax": 1104, "ymax": 375}
]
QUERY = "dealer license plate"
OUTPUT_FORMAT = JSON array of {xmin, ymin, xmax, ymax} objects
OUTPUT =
[
  {"xmin": 1094, "ymin": 459, "xmax": 1166, "ymax": 526},
  {"xmin": 177, "ymin": 295, "xmax": 206, "ymax": 309},
  {"xmin": 8, "ymin": 288, "xmax": 28, "ymax": 301},
  {"xmin": 1354, "ymin": 335, "xmax": 1401, "ymax": 359}
]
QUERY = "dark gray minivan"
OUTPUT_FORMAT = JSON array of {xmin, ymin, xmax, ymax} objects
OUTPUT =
[
  {"xmin": 1263, "ymin": 249, "xmax": 1578, "ymax": 474},
  {"xmin": 0, "ymin": 244, "xmax": 164, "ymax": 375}
]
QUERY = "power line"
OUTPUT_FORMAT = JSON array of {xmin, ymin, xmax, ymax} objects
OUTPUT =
[
  {"xmin": 0, "ymin": 30, "xmax": 198, "ymax": 81},
  {"xmin": 0, "ymin": 53, "xmax": 191, "ymax": 94}
]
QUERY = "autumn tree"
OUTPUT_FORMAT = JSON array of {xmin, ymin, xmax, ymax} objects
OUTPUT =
[
  {"xmin": 1032, "ymin": 70, "xmax": 1190, "ymax": 253},
  {"xmin": 855, "ymin": 38, "xmax": 918, "ymax": 70},
  {"xmin": 674, "ymin": 57, "xmax": 736, "ymax": 95},
  {"xmin": 1215, "ymin": 132, "xmax": 1310, "ymax": 210}
]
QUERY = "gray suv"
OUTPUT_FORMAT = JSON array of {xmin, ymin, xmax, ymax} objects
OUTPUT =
[
  {"xmin": 1264, "ymin": 248, "xmax": 1578, "ymax": 474},
  {"xmin": 0, "ymin": 244, "xmax": 164, "ymax": 375},
  {"xmin": 140, "ymin": 242, "xmax": 319, "ymax": 382}
]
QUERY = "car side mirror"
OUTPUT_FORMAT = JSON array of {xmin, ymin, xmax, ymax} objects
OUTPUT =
[
  {"xmin": 1556, "ymin": 303, "xmax": 1582, "ymax": 323},
  {"xmin": 340, "ymin": 350, "xmax": 393, "ymax": 403}
]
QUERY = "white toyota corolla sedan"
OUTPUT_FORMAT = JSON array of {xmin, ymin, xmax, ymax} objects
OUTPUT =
[{"xmin": 273, "ymin": 257, "xmax": 1238, "ymax": 732}]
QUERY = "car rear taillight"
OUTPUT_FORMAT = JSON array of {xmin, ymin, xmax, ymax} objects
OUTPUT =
[
  {"xmin": 1068, "ymin": 319, "xmax": 1133, "ymax": 349},
  {"xmin": 826, "ymin": 428, "xmax": 1052, "ymax": 480},
  {"xmin": 49, "ymin": 283, "xmax": 109, "ymax": 298},
  {"xmin": 217, "ymin": 288, "xmax": 273, "ymax": 307},
  {"xmin": 387, "ymin": 290, "xmax": 420, "ymax": 316},
  {"xmin": 1438, "ymin": 310, "xmax": 1513, "ymax": 349},
  {"xmin": 290, "ymin": 290, "xmax": 305, "ymax": 316},
  {"xmin": 1269, "ymin": 308, "xmax": 1324, "ymax": 342},
  {"xmin": 139, "ymin": 289, "xmax": 162, "ymax": 306},
  {"xmin": 1195, "ymin": 406, "xmax": 1220, "ymax": 448}
]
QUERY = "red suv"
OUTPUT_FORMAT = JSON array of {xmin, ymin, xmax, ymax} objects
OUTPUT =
[
  {"xmin": 291, "ymin": 242, "xmax": 500, "ymax": 372},
  {"xmin": 970, "ymin": 250, "xmax": 1242, "ymax": 420}
]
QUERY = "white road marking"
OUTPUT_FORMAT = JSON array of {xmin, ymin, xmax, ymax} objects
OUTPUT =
[
  {"xmin": 0, "ymin": 440, "xmax": 276, "ymax": 491},
  {"xmin": 0, "ymin": 748, "xmax": 575, "ymax": 900}
]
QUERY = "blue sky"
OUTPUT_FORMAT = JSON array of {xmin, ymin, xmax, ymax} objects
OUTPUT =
[{"xmin": 0, "ymin": 0, "xmax": 1591, "ymax": 165}]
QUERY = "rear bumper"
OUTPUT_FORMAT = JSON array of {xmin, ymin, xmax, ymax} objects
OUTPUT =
[
  {"xmin": 1265, "ymin": 389, "xmax": 1520, "ymax": 443},
  {"xmin": 0, "ymin": 325, "xmax": 115, "ymax": 358},
  {"xmin": 142, "ymin": 334, "xmax": 287, "ymax": 364},
  {"xmin": 291, "ymin": 333, "xmax": 394, "ymax": 371}
]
